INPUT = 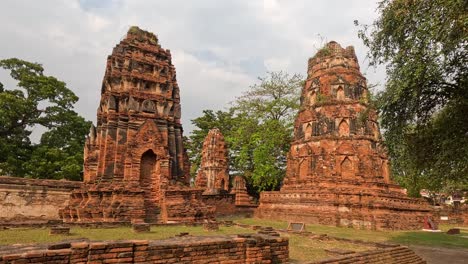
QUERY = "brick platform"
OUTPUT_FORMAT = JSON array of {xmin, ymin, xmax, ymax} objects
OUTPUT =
[{"xmin": 0, "ymin": 234, "xmax": 289, "ymax": 264}]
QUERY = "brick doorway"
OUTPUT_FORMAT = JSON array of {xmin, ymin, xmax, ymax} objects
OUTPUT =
[{"xmin": 140, "ymin": 149, "xmax": 160, "ymax": 222}]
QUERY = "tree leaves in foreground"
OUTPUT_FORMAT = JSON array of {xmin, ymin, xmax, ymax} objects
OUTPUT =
[
  {"xmin": 0, "ymin": 58, "xmax": 90, "ymax": 180},
  {"xmin": 356, "ymin": 0, "xmax": 468, "ymax": 195},
  {"xmin": 188, "ymin": 71, "xmax": 303, "ymax": 196}
]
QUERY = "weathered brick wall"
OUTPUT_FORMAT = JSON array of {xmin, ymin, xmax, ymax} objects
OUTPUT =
[
  {"xmin": 310, "ymin": 245, "xmax": 426, "ymax": 264},
  {"xmin": 257, "ymin": 191, "xmax": 431, "ymax": 230},
  {"xmin": 160, "ymin": 187, "xmax": 214, "ymax": 222},
  {"xmin": 0, "ymin": 234, "xmax": 289, "ymax": 264},
  {"xmin": 201, "ymin": 193, "xmax": 257, "ymax": 216},
  {"xmin": 0, "ymin": 176, "xmax": 81, "ymax": 223},
  {"xmin": 201, "ymin": 192, "xmax": 238, "ymax": 215},
  {"xmin": 434, "ymin": 205, "xmax": 468, "ymax": 225}
]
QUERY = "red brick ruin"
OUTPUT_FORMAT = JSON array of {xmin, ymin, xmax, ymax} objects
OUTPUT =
[
  {"xmin": 60, "ymin": 27, "xmax": 211, "ymax": 224},
  {"xmin": 231, "ymin": 175, "xmax": 257, "ymax": 207},
  {"xmin": 195, "ymin": 129, "xmax": 257, "ymax": 213},
  {"xmin": 256, "ymin": 42, "xmax": 432, "ymax": 230},
  {"xmin": 196, "ymin": 128, "xmax": 229, "ymax": 194}
]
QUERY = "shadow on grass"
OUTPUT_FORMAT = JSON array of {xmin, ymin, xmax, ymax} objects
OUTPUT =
[
  {"xmin": 389, "ymin": 231, "xmax": 468, "ymax": 248},
  {"xmin": 230, "ymin": 217, "xmax": 468, "ymax": 249}
]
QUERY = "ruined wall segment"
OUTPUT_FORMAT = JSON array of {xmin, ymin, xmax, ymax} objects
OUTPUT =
[
  {"xmin": 0, "ymin": 176, "xmax": 81, "ymax": 222},
  {"xmin": 60, "ymin": 26, "xmax": 210, "ymax": 224},
  {"xmin": 195, "ymin": 128, "xmax": 229, "ymax": 194},
  {"xmin": 0, "ymin": 235, "xmax": 289, "ymax": 264},
  {"xmin": 256, "ymin": 42, "xmax": 432, "ymax": 230}
]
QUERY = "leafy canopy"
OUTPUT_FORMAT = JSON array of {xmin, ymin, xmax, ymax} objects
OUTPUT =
[
  {"xmin": 356, "ymin": 0, "xmax": 468, "ymax": 195},
  {"xmin": 0, "ymin": 58, "xmax": 90, "ymax": 180}
]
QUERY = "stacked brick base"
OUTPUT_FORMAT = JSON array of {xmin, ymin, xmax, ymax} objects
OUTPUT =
[
  {"xmin": 60, "ymin": 184, "xmax": 213, "ymax": 224},
  {"xmin": 256, "ymin": 184, "xmax": 432, "ymax": 230},
  {"xmin": 161, "ymin": 187, "xmax": 214, "ymax": 222},
  {"xmin": 0, "ymin": 234, "xmax": 288, "ymax": 264},
  {"xmin": 60, "ymin": 182, "xmax": 146, "ymax": 223}
]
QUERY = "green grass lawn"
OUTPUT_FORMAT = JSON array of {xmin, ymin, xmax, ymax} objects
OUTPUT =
[
  {"xmin": 230, "ymin": 217, "xmax": 468, "ymax": 248},
  {"xmin": 0, "ymin": 225, "xmax": 253, "ymax": 245},
  {"xmin": 0, "ymin": 218, "xmax": 466, "ymax": 263},
  {"xmin": 285, "ymin": 233, "xmax": 373, "ymax": 262}
]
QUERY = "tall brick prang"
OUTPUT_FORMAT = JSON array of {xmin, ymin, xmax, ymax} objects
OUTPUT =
[
  {"xmin": 60, "ymin": 26, "xmax": 210, "ymax": 223},
  {"xmin": 196, "ymin": 128, "xmax": 229, "ymax": 194},
  {"xmin": 256, "ymin": 42, "xmax": 433, "ymax": 230}
]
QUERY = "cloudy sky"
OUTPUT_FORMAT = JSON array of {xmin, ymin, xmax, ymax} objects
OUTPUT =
[{"xmin": 0, "ymin": 0, "xmax": 385, "ymax": 135}]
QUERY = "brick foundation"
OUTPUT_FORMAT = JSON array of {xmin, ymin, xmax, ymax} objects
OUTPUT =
[{"xmin": 0, "ymin": 234, "xmax": 289, "ymax": 264}]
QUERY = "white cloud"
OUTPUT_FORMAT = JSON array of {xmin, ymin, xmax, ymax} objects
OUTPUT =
[
  {"xmin": 0, "ymin": 0, "xmax": 386, "ymax": 136},
  {"xmin": 86, "ymin": 13, "xmax": 112, "ymax": 32},
  {"xmin": 264, "ymin": 57, "xmax": 291, "ymax": 71},
  {"xmin": 172, "ymin": 49, "xmax": 255, "ymax": 132}
]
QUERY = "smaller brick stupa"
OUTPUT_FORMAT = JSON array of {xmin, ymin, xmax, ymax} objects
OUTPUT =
[
  {"xmin": 195, "ymin": 128, "xmax": 229, "ymax": 194},
  {"xmin": 231, "ymin": 175, "xmax": 257, "ymax": 207},
  {"xmin": 256, "ymin": 42, "xmax": 432, "ymax": 230},
  {"xmin": 60, "ymin": 26, "xmax": 211, "ymax": 224},
  {"xmin": 194, "ymin": 129, "xmax": 257, "ymax": 212}
]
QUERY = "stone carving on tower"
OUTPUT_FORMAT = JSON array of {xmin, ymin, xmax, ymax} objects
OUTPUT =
[
  {"xmin": 60, "ymin": 26, "xmax": 211, "ymax": 224},
  {"xmin": 196, "ymin": 128, "xmax": 229, "ymax": 194},
  {"xmin": 256, "ymin": 42, "xmax": 432, "ymax": 230}
]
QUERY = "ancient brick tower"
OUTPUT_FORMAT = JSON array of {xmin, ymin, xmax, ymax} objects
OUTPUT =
[
  {"xmin": 195, "ymin": 128, "xmax": 229, "ymax": 194},
  {"xmin": 256, "ymin": 42, "xmax": 432, "ymax": 230},
  {"xmin": 60, "ymin": 26, "xmax": 210, "ymax": 223}
]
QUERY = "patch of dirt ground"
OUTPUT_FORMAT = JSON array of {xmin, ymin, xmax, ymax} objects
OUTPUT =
[{"xmin": 410, "ymin": 245, "xmax": 468, "ymax": 264}]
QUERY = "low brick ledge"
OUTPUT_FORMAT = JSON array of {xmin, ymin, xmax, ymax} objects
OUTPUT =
[
  {"xmin": 0, "ymin": 220, "xmax": 222, "ymax": 229},
  {"xmin": 0, "ymin": 234, "xmax": 289, "ymax": 264},
  {"xmin": 0, "ymin": 176, "xmax": 82, "ymax": 190}
]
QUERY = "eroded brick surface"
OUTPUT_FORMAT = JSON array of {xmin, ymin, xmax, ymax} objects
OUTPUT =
[
  {"xmin": 0, "ymin": 176, "xmax": 81, "ymax": 223},
  {"xmin": 60, "ymin": 27, "xmax": 210, "ymax": 224},
  {"xmin": 256, "ymin": 42, "xmax": 433, "ymax": 230}
]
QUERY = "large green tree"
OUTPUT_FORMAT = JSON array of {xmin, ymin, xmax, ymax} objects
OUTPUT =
[
  {"xmin": 0, "ymin": 58, "xmax": 90, "ymax": 180},
  {"xmin": 187, "ymin": 71, "xmax": 303, "ymax": 196},
  {"xmin": 356, "ymin": 0, "xmax": 468, "ymax": 195}
]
